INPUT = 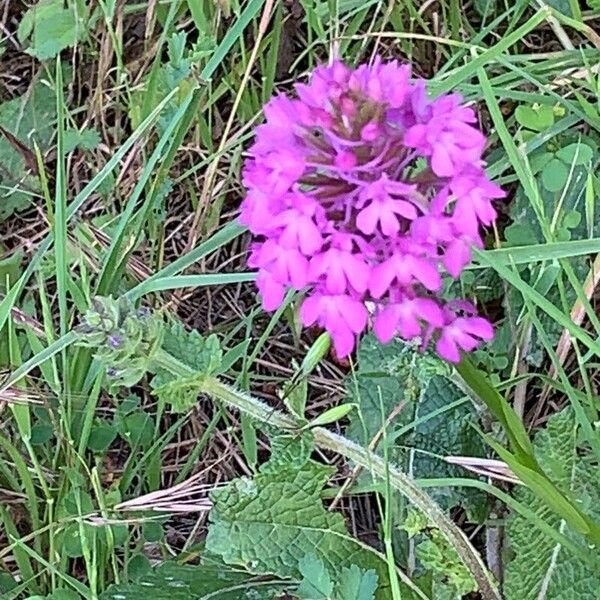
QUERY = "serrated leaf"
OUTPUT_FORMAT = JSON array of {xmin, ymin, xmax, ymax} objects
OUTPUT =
[
  {"xmin": 415, "ymin": 530, "xmax": 477, "ymax": 597},
  {"xmin": 63, "ymin": 128, "xmax": 101, "ymax": 153},
  {"xmin": 504, "ymin": 409, "xmax": 600, "ymax": 600},
  {"xmin": 284, "ymin": 374, "xmax": 308, "ymax": 418},
  {"xmin": 260, "ymin": 430, "xmax": 314, "ymax": 474},
  {"xmin": 346, "ymin": 335, "xmax": 487, "ymax": 514},
  {"xmin": 100, "ymin": 561, "xmax": 287, "ymax": 599},
  {"xmin": 152, "ymin": 372, "xmax": 205, "ymax": 413},
  {"xmin": 152, "ymin": 322, "xmax": 223, "ymax": 411},
  {"xmin": 205, "ymin": 459, "xmax": 391, "ymax": 598},
  {"xmin": 160, "ymin": 322, "xmax": 222, "ymax": 375},
  {"xmin": 335, "ymin": 565, "xmax": 378, "ymax": 600},
  {"xmin": 296, "ymin": 554, "xmax": 334, "ymax": 599},
  {"xmin": 400, "ymin": 508, "xmax": 429, "ymax": 538}
]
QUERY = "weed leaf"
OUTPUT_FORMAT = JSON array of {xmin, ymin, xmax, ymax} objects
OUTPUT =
[
  {"xmin": 504, "ymin": 409, "xmax": 600, "ymax": 599},
  {"xmin": 205, "ymin": 458, "xmax": 389, "ymax": 597}
]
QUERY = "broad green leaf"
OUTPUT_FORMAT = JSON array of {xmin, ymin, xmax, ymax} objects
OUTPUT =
[
  {"xmin": 63, "ymin": 523, "xmax": 94, "ymax": 558},
  {"xmin": 504, "ymin": 409, "xmax": 600, "ymax": 600},
  {"xmin": 0, "ymin": 81, "xmax": 55, "ymax": 220},
  {"xmin": 18, "ymin": 0, "xmax": 83, "ymax": 59},
  {"xmin": 541, "ymin": 158, "xmax": 569, "ymax": 192},
  {"xmin": 261, "ymin": 431, "xmax": 314, "ymax": 474},
  {"xmin": 206, "ymin": 458, "xmax": 391, "ymax": 598},
  {"xmin": 296, "ymin": 554, "xmax": 334, "ymax": 599},
  {"xmin": 515, "ymin": 105, "xmax": 555, "ymax": 132},
  {"xmin": 159, "ymin": 322, "xmax": 222, "ymax": 375},
  {"xmin": 529, "ymin": 151, "xmax": 554, "ymax": 174},
  {"xmin": 63, "ymin": 128, "xmax": 101, "ymax": 153},
  {"xmin": 415, "ymin": 530, "xmax": 477, "ymax": 598},
  {"xmin": 503, "ymin": 223, "xmax": 539, "ymax": 247},
  {"xmin": 30, "ymin": 423, "xmax": 53, "ymax": 445},
  {"xmin": 142, "ymin": 521, "xmax": 163, "ymax": 543},
  {"xmin": 127, "ymin": 554, "xmax": 152, "ymax": 580},
  {"xmin": 544, "ymin": 0, "xmax": 578, "ymax": 16},
  {"xmin": 562, "ymin": 210, "xmax": 582, "ymax": 229},
  {"xmin": 284, "ymin": 375, "xmax": 308, "ymax": 419},
  {"xmin": 100, "ymin": 561, "xmax": 287, "ymax": 599},
  {"xmin": 118, "ymin": 411, "xmax": 153, "ymax": 448},
  {"xmin": 556, "ymin": 143, "xmax": 594, "ymax": 166},
  {"xmin": 506, "ymin": 160, "xmax": 599, "ymax": 365},
  {"xmin": 0, "ymin": 249, "xmax": 23, "ymax": 293},
  {"xmin": 62, "ymin": 490, "xmax": 94, "ymax": 516},
  {"xmin": 334, "ymin": 565, "xmax": 378, "ymax": 600},
  {"xmin": 346, "ymin": 336, "xmax": 487, "ymax": 514},
  {"xmin": 88, "ymin": 420, "xmax": 117, "ymax": 453}
]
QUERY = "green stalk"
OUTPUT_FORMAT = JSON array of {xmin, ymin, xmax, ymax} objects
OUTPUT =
[{"xmin": 152, "ymin": 350, "xmax": 500, "ymax": 600}]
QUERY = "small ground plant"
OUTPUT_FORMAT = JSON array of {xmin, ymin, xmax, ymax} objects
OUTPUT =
[{"xmin": 1, "ymin": 2, "xmax": 600, "ymax": 600}]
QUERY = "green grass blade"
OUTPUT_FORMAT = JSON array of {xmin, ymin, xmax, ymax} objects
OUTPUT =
[
  {"xmin": 54, "ymin": 60, "xmax": 68, "ymax": 340},
  {"xmin": 128, "ymin": 272, "xmax": 256, "ymax": 299},
  {"xmin": 96, "ymin": 90, "xmax": 196, "ymax": 294},
  {"xmin": 200, "ymin": 0, "xmax": 265, "ymax": 80},
  {"xmin": 126, "ymin": 220, "xmax": 246, "ymax": 296},
  {"xmin": 432, "ymin": 9, "xmax": 550, "ymax": 94},
  {"xmin": 417, "ymin": 478, "xmax": 597, "ymax": 568},
  {"xmin": 1, "ymin": 331, "xmax": 77, "ymax": 390},
  {"xmin": 474, "ymin": 249, "xmax": 600, "ymax": 358},
  {"xmin": 470, "ymin": 239, "xmax": 600, "ymax": 269},
  {"xmin": 0, "ymin": 88, "xmax": 180, "ymax": 333}
]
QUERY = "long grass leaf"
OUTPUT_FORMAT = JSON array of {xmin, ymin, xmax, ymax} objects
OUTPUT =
[{"xmin": 128, "ymin": 272, "xmax": 256, "ymax": 298}]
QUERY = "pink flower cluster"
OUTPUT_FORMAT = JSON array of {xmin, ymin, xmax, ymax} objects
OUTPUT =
[{"xmin": 241, "ymin": 58, "xmax": 504, "ymax": 361}]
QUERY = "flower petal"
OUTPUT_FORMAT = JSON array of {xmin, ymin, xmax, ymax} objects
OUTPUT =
[{"xmin": 436, "ymin": 331, "xmax": 461, "ymax": 362}]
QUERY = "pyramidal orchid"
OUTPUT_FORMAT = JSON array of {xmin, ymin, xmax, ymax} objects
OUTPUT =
[{"xmin": 240, "ymin": 57, "xmax": 504, "ymax": 360}]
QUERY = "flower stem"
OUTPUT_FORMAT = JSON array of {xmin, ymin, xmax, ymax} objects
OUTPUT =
[{"xmin": 152, "ymin": 349, "xmax": 500, "ymax": 599}]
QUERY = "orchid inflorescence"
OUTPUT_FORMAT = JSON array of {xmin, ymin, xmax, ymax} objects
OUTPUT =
[{"xmin": 240, "ymin": 57, "xmax": 504, "ymax": 361}]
